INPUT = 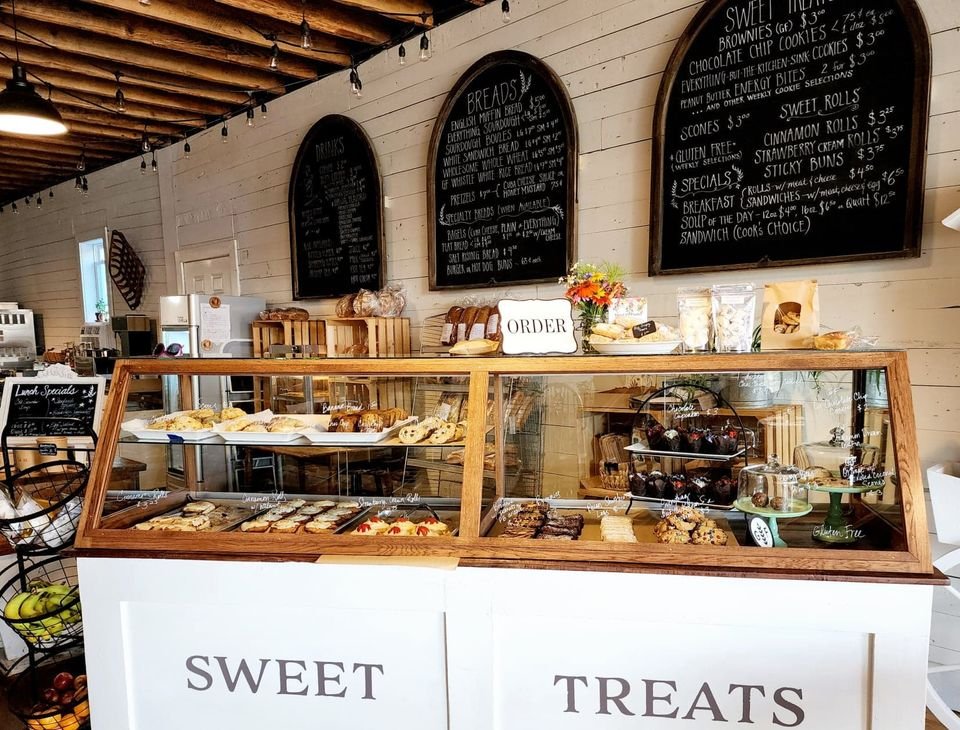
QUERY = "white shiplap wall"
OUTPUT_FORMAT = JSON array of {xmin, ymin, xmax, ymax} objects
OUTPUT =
[
  {"xmin": 0, "ymin": 156, "xmax": 168, "ymax": 346},
  {"xmin": 0, "ymin": 0, "xmax": 958, "ymax": 666},
  {"xmin": 157, "ymin": 0, "xmax": 959, "ymax": 488}
]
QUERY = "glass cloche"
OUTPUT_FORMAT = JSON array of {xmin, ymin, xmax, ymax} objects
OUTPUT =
[
  {"xmin": 792, "ymin": 426, "xmax": 880, "ymax": 478},
  {"xmin": 736, "ymin": 457, "xmax": 809, "ymax": 515}
]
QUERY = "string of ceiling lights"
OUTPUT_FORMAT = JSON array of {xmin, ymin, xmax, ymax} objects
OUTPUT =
[{"xmin": 0, "ymin": 0, "xmax": 515, "ymax": 214}]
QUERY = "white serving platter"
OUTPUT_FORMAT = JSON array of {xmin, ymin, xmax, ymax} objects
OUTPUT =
[
  {"xmin": 301, "ymin": 416, "xmax": 417, "ymax": 445},
  {"xmin": 121, "ymin": 410, "xmax": 217, "ymax": 442},
  {"xmin": 592, "ymin": 340, "xmax": 682, "ymax": 355}
]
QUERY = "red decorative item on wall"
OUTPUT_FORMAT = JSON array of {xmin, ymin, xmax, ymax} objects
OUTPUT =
[{"xmin": 108, "ymin": 230, "xmax": 146, "ymax": 310}]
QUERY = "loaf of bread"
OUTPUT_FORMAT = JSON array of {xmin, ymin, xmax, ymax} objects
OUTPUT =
[
  {"xmin": 459, "ymin": 306, "xmax": 479, "ymax": 343},
  {"xmin": 450, "ymin": 338, "xmax": 498, "ymax": 355},
  {"xmin": 486, "ymin": 305, "xmax": 501, "ymax": 342},
  {"xmin": 469, "ymin": 306, "xmax": 490, "ymax": 340},
  {"xmin": 441, "ymin": 306, "xmax": 464, "ymax": 345}
]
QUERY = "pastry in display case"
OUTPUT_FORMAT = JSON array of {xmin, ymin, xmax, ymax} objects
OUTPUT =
[{"xmin": 74, "ymin": 352, "xmax": 930, "ymax": 578}]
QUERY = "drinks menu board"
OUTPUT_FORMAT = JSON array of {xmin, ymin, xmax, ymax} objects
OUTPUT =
[
  {"xmin": 429, "ymin": 51, "xmax": 577, "ymax": 290},
  {"xmin": 651, "ymin": 0, "xmax": 929, "ymax": 275},
  {"xmin": 290, "ymin": 115, "xmax": 384, "ymax": 299}
]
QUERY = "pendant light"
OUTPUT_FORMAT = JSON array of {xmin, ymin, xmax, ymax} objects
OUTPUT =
[{"xmin": 0, "ymin": 0, "xmax": 67, "ymax": 136}]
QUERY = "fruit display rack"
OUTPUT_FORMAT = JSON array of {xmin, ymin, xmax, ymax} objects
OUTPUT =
[{"xmin": 0, "ymin": 419, "xmax": 93, "ymax": 728}]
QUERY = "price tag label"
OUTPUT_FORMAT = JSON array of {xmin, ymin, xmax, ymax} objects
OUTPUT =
[{"xmin": 38, "ymin": 443, "xmax": 59, "ymax": 456}]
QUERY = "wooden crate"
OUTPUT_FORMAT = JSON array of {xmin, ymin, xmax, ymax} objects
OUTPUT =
[
  {"xmin": 251, "ymin": 319, "xmax": 327, "ymax": 359},
  {"xmin": 324, "ymin": 317, "xmax": 411, "ymax": 358}
]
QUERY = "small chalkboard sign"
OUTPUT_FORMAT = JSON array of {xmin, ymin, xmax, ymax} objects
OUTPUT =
[
  {"xmin": 651, "ymin": 0, "xmax": 930, "ymax": 275},
  {"xmin": 428, "ymin": 51, "xmax": 578, "ymax": 290},
  {"xmin": 289, "ymin": 115, "xmax": 384, "ymax": 299},
  {"xmin": 0, "ymin": 377, "xmax": 104, "ymax": 438}
]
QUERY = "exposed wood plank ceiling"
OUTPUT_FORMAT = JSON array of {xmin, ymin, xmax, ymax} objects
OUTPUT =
[{"xmin": 0, "ymin": 0, "xmax": 493, "ymax": 205}]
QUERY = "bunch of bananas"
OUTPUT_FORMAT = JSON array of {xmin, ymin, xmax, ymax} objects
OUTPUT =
[{"xmin": 4, "ymin": 580, "xmax": 81, "ymax": 643}]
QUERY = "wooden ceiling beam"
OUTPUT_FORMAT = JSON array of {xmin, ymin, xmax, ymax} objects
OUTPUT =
[
  {"xmin": 55, "ymin": 120, "xmax": 148, "ymax": 143},
  {"xmin": 0, "ymin": 39, "xmax": 250, "ymax": 106},
  {"xmin": 331, "ymin": 0, "xmax": 434, "ymax": 26},
  {"xmin": 0, "ymin": 157, "xmax": 83, "ymax": 174},
  {"xmin": 76, "ymin": 0, "xmax": 353, "ymax": 67},
  {"xmin": 0, "ymin": 15, "xmax": 286, "ymax": 90},
  {"xmin": 57, "ymin": 108, "xmax": 188, "ymax": 138},
  {"xmin": 4, "ymin": 0, "xmax": 321, "ymax": 81},
  {"xmin": 0, "ymin": 141, "xmax": 112, "ymax": 162},
  {"xmin": 54, "ymin": 95, "xmax": 205, "ymax": 130},
  {"xmin": 0, "ymin": 63, "xmax": 209, "ymax": 128},
  {"xmin": 213, "ymin": 0, "xmax": 393, "ymax": 45},
  {"xmin": 14, "ymin": 133, "xmax": 137, "ymax": 156}
]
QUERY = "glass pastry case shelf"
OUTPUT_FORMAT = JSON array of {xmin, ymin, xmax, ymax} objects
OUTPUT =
[{"xmin": 73, "ymin": 352, "xmax": 932, "ymax": 579}]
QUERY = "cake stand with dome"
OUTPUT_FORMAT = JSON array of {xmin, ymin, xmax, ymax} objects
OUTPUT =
[{"xmin": 734, "ymin": 458, "xmax": 812, "ymax": 547}]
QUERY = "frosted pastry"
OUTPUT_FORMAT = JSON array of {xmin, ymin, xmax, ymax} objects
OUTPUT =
[
  {"xmin": 304, "ymin": 520, "xmax": 337, "ymax": 533},
  {"xmin": 600, "ymin": 515, "xmax": 637, "ymax": 543},
  {"xmin": 183, "ymin": 501, "xmax": 216, "ymax": 515}
]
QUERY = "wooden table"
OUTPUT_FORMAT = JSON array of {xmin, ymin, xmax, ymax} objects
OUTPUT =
[{"xmin": 108, "ymin": 456, "xmax": 147, "ymax": 490}]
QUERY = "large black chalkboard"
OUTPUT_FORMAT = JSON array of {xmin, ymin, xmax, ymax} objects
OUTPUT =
[
  {"xmin": 1, "ymin": 379, "xmax": 103, "ymax": 437},
  {"xmin": 651, "ymin": 0, "xmax": 930, "ymax": 275},
  {"xmin": 429, "ymin": 51, "xmax": 578, "ymax": 290},
  {"xmin": 290, "ymin": 115, "xmax": 384, "ymax": 299}
]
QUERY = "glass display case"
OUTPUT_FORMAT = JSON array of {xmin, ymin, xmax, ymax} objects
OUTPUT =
[{"xmin": 75, "ymin": 351, "xmax": 931, "ymax": 577}]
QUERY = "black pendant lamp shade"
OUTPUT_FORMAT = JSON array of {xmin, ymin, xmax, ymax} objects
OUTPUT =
[{"xmin": 0, "ymin": 63, "xmax": 68, "ymax": 136}]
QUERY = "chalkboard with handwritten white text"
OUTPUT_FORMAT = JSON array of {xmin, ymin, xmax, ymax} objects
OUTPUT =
[
  {"xmin": 429, "ymin": 51, "xmax": 578, "ymax": 290},
  {"xmin": 289, "ymin": 115, "xmax": 384, "ymax": 299},
  {"xmin": 651, "ymin": 0, "xmax": 930, "ymax": 275}
]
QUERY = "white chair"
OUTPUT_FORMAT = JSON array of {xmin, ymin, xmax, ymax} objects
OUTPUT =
[{"xmin": 928, "ymin": 463, "xmax": 960, "ymax": 729}]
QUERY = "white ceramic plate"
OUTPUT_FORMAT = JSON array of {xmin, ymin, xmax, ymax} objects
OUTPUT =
[
  {"xmin": 301, "ymin": 416, "xmax": 417, "ymax": 445},
  {"xmin": 592, "ymin": 340, "xmax": 682, "ymax": 355}
]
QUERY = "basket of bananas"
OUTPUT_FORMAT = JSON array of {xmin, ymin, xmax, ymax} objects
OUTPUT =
[
  {"xmin": 1, "ymin": 557, "xmax": 82, "ymax": 650},
  {"xmin": 6, "ymin": 649, "xmax": 90, "ymax": 730}
]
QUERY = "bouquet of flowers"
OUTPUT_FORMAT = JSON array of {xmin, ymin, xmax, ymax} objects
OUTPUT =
[{"xmin": 560, "ymin": 262, "xmax": 628, "ymax": 352}]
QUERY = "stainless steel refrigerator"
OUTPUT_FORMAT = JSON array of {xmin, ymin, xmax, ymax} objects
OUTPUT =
[{"xmin": 158, "ymin": 295, "xmax": 265, "ymax": 490}]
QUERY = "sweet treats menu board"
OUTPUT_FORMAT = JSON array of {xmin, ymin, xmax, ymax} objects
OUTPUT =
[
  {"xmin": 651, "ymin": 0, "xmax": 929, "ymax": 275},
  {"xmin": 289, "ymin": 115, "xmax": 384, "ymax": 299},
  {"xmin": 429, "ymin": 51, "xmax": 577, "ymax": 290}
]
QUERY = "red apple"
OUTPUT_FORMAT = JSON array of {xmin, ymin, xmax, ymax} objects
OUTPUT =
[
  {"xmin": 41, "ymin": 688, "xmax": 58, "ymax": 704},
  {"xmin": 52, "ymin": 672, "xmax": 74, "ymax": 691},
  {"xmin": 59, "ymin": 690, "xmax": 75, "ymax": 706}
]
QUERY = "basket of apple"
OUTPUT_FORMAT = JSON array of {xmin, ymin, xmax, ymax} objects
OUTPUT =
[{"xmin": 7, "ymin": 652, "xmax": 90, "ymax": 729}]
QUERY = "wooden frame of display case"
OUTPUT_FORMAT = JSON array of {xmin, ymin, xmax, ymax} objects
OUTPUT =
[{"xmin": 74, "ymin": 351, "xmax": 932, "ymax": 577}]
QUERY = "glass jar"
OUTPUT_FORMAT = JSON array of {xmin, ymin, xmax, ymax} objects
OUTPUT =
[
  {"xmin": 677, "ymin": 287, "xmax": 712, "ymax": 352},
  {"xmin": 711, "ymin": 283, "xmax": 756, "ymax": 352},
  {"xmin": 736, "ymin": 457, "xmax": 809, "ymax": 514}
]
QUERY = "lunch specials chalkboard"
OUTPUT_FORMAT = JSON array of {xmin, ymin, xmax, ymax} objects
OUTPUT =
[
  {"xmin": 651, "ymin": 0, "xmax": 930, "ymax": 275},
  {"xmin": 289, "ymin": 115, "xmax": 384, "ymax": 299},
  {"xmin": 429, "ymin": 51, "xmax": 577, "ymax": 290},
  {"xmin": 0, "ymin": 377, "xmax": 104, "ymax": 437}
]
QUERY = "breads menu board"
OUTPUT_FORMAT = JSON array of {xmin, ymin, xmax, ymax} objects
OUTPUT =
[
  {"xmin": 289, "ymin": 114, "xmax": 384, "ymax": 299},
  {"xmin": 0, "ymin": 377, "xmax": 104, "ymax": 437},
  {"xmin": 429, "ymin": 51, "xmax": 577, "ymax": 290},
  {"xmin": 651, "ymin": 0, "xmax": 929, "ymax": 275}
]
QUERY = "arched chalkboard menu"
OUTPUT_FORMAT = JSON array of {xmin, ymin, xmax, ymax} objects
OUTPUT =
[
  {"xmin": 651, "ymin": 0, "xmax": 930, "ymax": 276},
  {"xmin": 428, "ymin": 51, "xmax": 578, "ymax": 290},
  {"xmin": 289, "ymin": 115, "xmax": 384, "ymax": 299}
]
